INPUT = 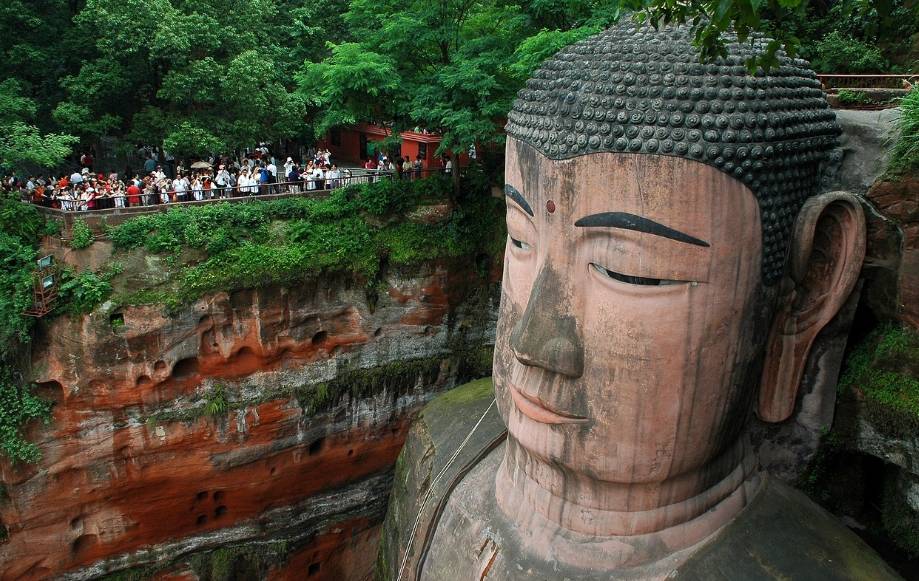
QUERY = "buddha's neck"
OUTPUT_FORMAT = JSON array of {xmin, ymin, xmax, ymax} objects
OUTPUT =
[{"xmin": 495, "ymin": 435, "xmax": 759, "ymax": 546}]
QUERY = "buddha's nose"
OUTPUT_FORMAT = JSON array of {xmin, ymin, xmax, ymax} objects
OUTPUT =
[{"xmin": 509, "ymin": 265, "xmax": 584, "ymax": 378}]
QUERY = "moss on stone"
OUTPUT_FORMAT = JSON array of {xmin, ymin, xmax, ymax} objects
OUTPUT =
[
  {"xmin": 881, "ymin": 475, "xmax": 919, "ymax": 557},
  {"xmin": 142, "ymin": 352, "xmax": 489, "ymax": 427},
  {"xmin": 840, "ymin": 323, "xmax": 919, "ymax": 438},
  {"xmin": 187, "ymin": 540, "xmax": 289, "ymax": 581},
  {"xmin": 293, "ymin": 356, "xmax": 445, "ymax": 415}
]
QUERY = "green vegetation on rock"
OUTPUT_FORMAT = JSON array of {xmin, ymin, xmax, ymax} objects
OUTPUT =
[
  {"xmin": 69, "ymin": 219, "xmax": 94, "ymax": 249},
  {"xmin": 840, "ymin": 323, "xmax": 919, "ymax": 437},
  {"xmin": 0, "ymin": 368, "xmax": 51, "ymax": 464},
  {"xmin": 837, "ymin": 89, "xmax": 875, "ymax": 106},
  {"xmin": 0, "ymin": 193, "xmax": 52, "ymax": 463},
  {"xmin": 889, "ymin": 88, "xmax": 919, "ymax": 176},
  {"xmin": 105, "ymin": 175, "xmax": 505, "ymax": 309},
  {"xmin": 187, "ymin": 541, "xmax": 290, "ymax": 581},
  {"xmin": 881, "ymin": 474, "xmax": 919, "ymax": 557}
]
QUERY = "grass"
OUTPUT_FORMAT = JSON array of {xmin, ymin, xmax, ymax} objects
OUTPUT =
[{"xmin": 888, "ymin": 88, "xmax": 919, "ymax": 176}]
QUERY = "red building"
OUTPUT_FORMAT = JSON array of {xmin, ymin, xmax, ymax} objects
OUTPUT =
[{"xmin": 321, "ymin": 123, "xmax": 459, "ymax": 169}]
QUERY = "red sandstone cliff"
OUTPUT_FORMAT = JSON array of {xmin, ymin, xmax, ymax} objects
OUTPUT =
[{"xmin": 0, "ymin": 260, "xmax": 498, "ymax": 580}]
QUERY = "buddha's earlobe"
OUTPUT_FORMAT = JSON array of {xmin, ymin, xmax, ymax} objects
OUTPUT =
[{"xmin": 758, "ymin": 192, "xmax": 867, "ymax": 423}]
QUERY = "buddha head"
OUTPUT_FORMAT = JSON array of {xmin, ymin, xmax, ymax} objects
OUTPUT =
[{"xmin": 493, "ymin": 22, "xmax": 866, "ymax": 536}]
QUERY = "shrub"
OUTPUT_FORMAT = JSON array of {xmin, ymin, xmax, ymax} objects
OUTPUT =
[
  {"xmin": 0, "ymin": 370, "xmax": 50, "ymax": 464},
  {"xmin": 889, "ymin": 88, "xmax": 919, "ymax": 175},
  {"xmin": 56, "ymin": 268, "xmax": 114, "ymax": 314},
  {"xmin": 70, "ymin": 219, "xmax": 93, "ymax": 249},
  {"xmin": 108, "ymin": 173, "xmax": 504, "ymax": 306},
  {"xmin": 836, "ymin": 89, "xmax": 873, "ymax": 105},
  {"xmin": 809, "ymin": 31, "xmax": 888, "ymax": 73},
  {"xmin": 205, "ymin": 386, "xmax": 228, "ymax": 417},
  {"xmin": 0, "ymin": 193, "xmax": 51, "ymax": 464}
]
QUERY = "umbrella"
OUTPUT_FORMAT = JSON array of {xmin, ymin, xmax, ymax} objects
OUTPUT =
[{"xmin": 190, "ymin": 161, "xmax": 212, "ymax": 169}]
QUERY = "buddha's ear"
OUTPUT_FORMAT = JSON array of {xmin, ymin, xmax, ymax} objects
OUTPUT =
[{"xmin": 758, "ymin": 192, "xmax": 866, "ymax": 423}]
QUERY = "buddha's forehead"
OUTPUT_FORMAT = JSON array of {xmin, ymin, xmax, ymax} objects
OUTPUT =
[
  {"xmin": 505, "ymin": 137, "xmax": 759, "ymax": 226},
  {"xmin": 506, "ymin": 22, "xmax": 840, "ymax": 285}
]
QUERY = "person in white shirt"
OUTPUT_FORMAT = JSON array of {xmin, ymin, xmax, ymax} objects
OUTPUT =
[
  {"xmin": 266, "ymin": 161, "xmax": 278, "ymax": 194},
  {"xmin": 215, "ymin": 166, "xmax": 231, "ymax": 197},
  {"xmin": 114, "ymin": 184, "xmax": 126, "ymax": 208},
  {"xmin": 191, "ymin": 176, "xmax": 203, "ymax": 201},
  {"xmin": 311, "ymin": 164, "xmax": 324, "ymax": 190},
  {"xmin": 173, "ymin": 175, "xmax": 188, "ymax": 201},
  {"xmin": 327, "ymin": 165, "xmax": 341, "ymax": 189}
]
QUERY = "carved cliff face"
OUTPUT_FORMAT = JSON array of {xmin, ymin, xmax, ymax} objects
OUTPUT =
[{"xmin": 495, "ymin": 136, "xmax": 768, "ymax": 486}]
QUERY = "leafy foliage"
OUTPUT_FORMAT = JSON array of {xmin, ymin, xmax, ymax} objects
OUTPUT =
[
  {"xmin": 840, "ymin": 323, "xmax": 919, "ymax": 437},
  {"xmin": 70, "ymin": 219, "xmax": 94, "ymax": 250},
  {"xmin": 204, "ymin": 386, "xmax": 228, "ymax": 417},
  {"xmin": 889, "ymin": 88, "xmax": 919, "ymax": 176},
  {"xmin": 106, "ymin": 176, "xmax": 504, "ymax": 306},
  {"xmin": 810, "ymin": 31, "xmax": 888, "ymax": 73},
  {"xmin": 836, "ymin": 89, "xmax": 874, "ymax": 106},
  {"xmin": 42, "ymin": 0, "xmax": 316, "ymax": 152},
  {"xmin": 0, "ymin": 193, "xmax": 42, "ymax": 351},
  {"xmin": 56, "ymin": 268, "xmax": 116, "ymax": 315},
  {"xmin": 0, "ymin": 193, "xmax": 52, "ymax": 463},
  {"xmin": 0, "ymin": 369, "xmax": 50, "ymax": 464},
  {"xmin": 0, "ymin": 79, "xmax": 76, "ymax": 172}
]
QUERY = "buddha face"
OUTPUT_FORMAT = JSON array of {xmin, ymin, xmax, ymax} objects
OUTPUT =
[{"xmin": 494, "ymin": 137, "xmax": 770, "ymax": 485}]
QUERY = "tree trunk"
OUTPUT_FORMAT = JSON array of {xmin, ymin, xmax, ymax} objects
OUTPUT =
[{"xmin": 451, "ymin": 149, "xmax": 461, "ymax": 198}]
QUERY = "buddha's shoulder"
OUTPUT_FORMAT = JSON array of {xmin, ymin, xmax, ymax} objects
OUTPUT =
[
  {"xmin": 376, "ymin": 378, "xmax": 504, "ymax": 581},
  {"xmin": 676, "ymin": 476, "xmax": 901, "ymax": 580}
]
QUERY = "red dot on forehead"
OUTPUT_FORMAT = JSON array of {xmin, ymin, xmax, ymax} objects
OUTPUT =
[{"xmin": 546, "ymin": 200, "xmax": 556, "ymax": 214}]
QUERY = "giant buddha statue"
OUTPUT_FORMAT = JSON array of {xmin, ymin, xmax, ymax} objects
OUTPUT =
[{"xmin": 377, "ymin": 21, "xmax": 900, "ymax": 580}]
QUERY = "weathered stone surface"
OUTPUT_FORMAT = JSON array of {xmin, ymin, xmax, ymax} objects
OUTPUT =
[
  {"xmin": 867, "ymin": 177, "xmax": 919, "ymax": 330},
  {"xmin": 753, "ymin": 284, "xmax": 862, "ymax": 482},
  {"xmin": 845, "ymin": 392, "xmax": 919, "ymax": 477},
  {"xmin": 0, "ymin": 259, "xmax": 499, "ymax": 580},
  {"xmin": 376, "ymin": 378, "xmax": 499, "ymax": 581},
  {"xmin": 827, "ymin": 108, "xmax": 902, "ymax": 194},
  {"xmin": 379, "ymin": 381, "xmax": 901, "ymax": 580}
]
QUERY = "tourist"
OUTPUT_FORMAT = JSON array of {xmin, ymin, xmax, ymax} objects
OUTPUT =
[
  {"xmin": 266, "ymin": 159, "xmax": 278, "ymax": 194},
  {"xmin": 258, "ymin": 164, "xmax": 271, "ymax": 195},
  {"xmin": 311, "ymin": 163, "xmax": 325, "ymax": 190},
  {"xmin": 402, "ymin": 156, "xmax": 412, "ymax": 180},
  {"xmin": 173, "ymin": 175, "xmax": 188, "ymax": 202},
  {"xmin": 327, "ymin": 165, "xmax": 341, "ymax": 189}
]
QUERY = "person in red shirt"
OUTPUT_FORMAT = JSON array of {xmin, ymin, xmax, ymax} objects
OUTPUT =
[
  {"xmin": 363, "ymin": 158, "xmax": 377, "ymax": 184},
  {"xmin": 126, "ymin": 183, "xmax": 141, "ymax": 207}
]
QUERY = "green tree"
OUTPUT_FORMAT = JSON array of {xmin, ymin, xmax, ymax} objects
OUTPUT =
[
  {"xmin": 50, "ymin": 0, "xmax": 313, "ymax": 154},
  {"xmin": 0, "ymin": 80, "xmax": 77, "ymax": 173}
]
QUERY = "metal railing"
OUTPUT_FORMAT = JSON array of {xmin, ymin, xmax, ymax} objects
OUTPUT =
[
  {"xmin": 817, "ymin": 74, "xmax": 916, "ymax": 91},
  {"xmin": 24, "ymin": 170, "xmax": 404, "ymax": 214}
]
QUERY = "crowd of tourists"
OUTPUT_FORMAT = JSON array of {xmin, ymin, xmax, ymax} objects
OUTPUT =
[{"xmin": 8, "ymin": 148, "xmax": 399, "ymax": 211}]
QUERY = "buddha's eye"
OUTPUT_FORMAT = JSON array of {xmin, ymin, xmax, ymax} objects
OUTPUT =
[
  {"xmin": 591, "ymin": 263, "xmax": 684, "ymax": 286},
  {"xmin": 510, "ymin": 237, "xmax": 531, "ymax": 251}
]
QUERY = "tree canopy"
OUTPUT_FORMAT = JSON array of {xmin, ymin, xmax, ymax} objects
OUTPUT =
[{"xmin": 0, "ymin": 0, "xmax": 914, "ymax": 173}]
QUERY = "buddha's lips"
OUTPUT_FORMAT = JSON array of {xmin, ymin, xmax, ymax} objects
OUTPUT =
[{"xmin": 509, "ymin": 386, "xmax": 588, "ymax": 424}]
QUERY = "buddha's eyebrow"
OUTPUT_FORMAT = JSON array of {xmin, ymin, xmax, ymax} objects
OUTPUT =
[
  {"xmin": 504, "ymin": 185, "xmax": 533, "ymax": 217},
  {"xmin": 574, "ymin": 212, "xmax": 710, "ymax": 247}
]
